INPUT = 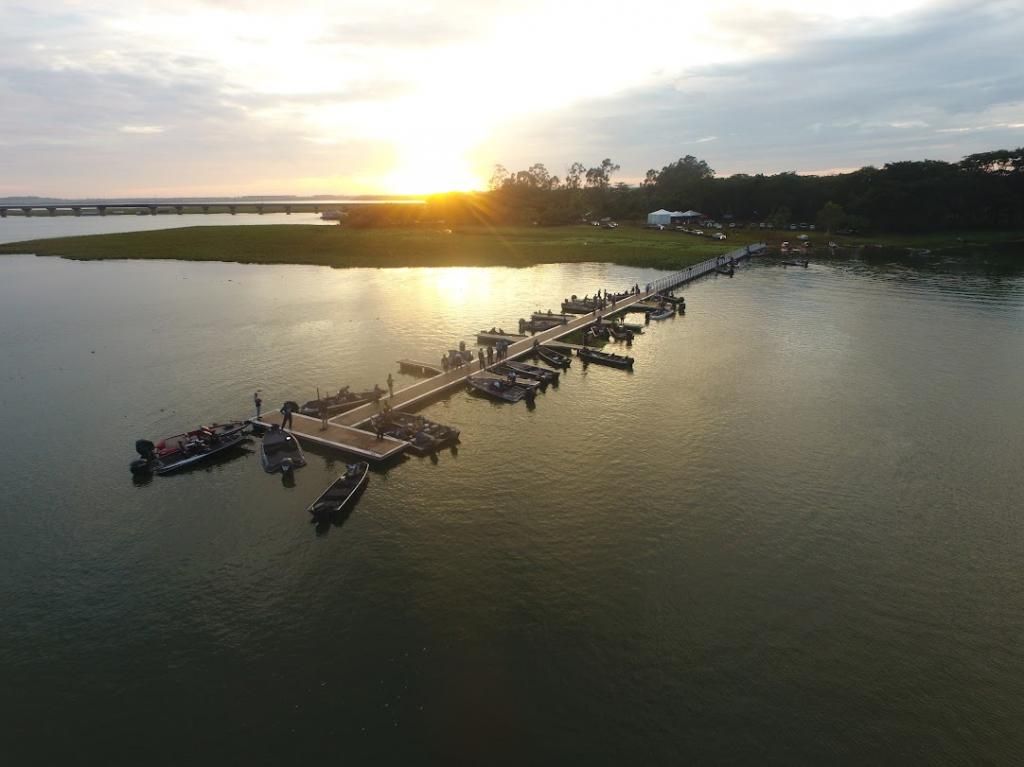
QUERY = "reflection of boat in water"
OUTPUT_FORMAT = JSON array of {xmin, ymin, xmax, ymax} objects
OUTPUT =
[
  {"xmin": 260, "ymin": 426, "xmax": 306, "ymax": 473},
  {"xmin": 130, "ymin": 421, "xmax": 249, "ymax": 475},
  {"xmin": 364, "ymin": 412, "xmax": 460, "ymax": 456},
  {"xmin": 299, "ymin": 387, "xmax": 368, "ymax": 417},
  {"xmin": 467, "ymin": 376, "xmax": 535, "ymax": 403},
  {"xmin": 308, "ymin": 462, "xmax": 369, "ymax": 519},
  {"xmin": 578, "ymin": 348, "xmax": 634, "ymax": 369}
]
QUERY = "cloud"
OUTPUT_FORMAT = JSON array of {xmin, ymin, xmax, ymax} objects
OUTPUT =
[
  {"xmin": 483, "ymin": 0, "xmax": 1024, "ymax": 178},
  {"xmin": 119, "ymin": 125, "xmax": 165, "ymax": 134},
  {"xmin": 1, "ymin": 0, "xmax": 1022, "ymax": 193}
]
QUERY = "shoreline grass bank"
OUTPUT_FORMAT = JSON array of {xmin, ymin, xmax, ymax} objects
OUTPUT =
[
  {"xmin": 0, "ymin": 224, "xmax": 744, "ymax": 270},
  {"xmin": 0, "ymin": 224, "xmax": 1019, "ymax": 270}
]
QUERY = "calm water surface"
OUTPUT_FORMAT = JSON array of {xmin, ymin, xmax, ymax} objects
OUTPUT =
[{"xmin": 1, "ymin": 245, "xmax": 1022, "ymax": 764}]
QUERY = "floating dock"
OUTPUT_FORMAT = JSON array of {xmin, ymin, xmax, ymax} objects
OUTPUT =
[
  {"xmin": 397, "ymin": 359, "xmax": 443, "ymax": 377},
  {"xmin": 259, "ymin": 244, "xmax": 765, "ymax": 461},
  {"xmin": 252, "ymin": 412, "xmax": 408, "ymax": 461}
]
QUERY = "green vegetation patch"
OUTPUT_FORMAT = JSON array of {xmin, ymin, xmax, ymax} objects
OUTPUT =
[{"xmin": 0, "ymin": 224, "xmax": 749, "ymax": 270}]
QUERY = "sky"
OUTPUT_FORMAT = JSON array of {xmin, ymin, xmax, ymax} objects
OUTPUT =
[{"xmin": 0, "ymin": 0, "xmax": 1022, "ymax": 197}]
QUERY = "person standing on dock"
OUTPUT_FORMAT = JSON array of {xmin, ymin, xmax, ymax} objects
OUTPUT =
[
  {"xmin": 386, "ymin": 373, "xmax": 394, "ymax": 398},
  {"xmin": 442, "ymin": 353, "xmax": 449, "ymax": 373},
  {"xmin": 486, "ymin": 346, "xmax": 494, "ymax": 365},
  {"xmin": 478, "ymin": 349, "xmax": 485, "ymax": 369},
  {"xmin": 253, "ymin": 391, "xmax": 262, "ymax": 419},
  {"xmin": 319, "ymin": 401, "xmax": 328, "ymax": 431},
  {"xmin": 280, "ymin": 402, "xmax": 294, "ymax": 431}
]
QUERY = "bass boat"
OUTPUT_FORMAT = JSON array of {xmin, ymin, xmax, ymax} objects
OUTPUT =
[
  {"xmin": 130, "ymin": 421, "xmax": 249, "ymax": 475},
  {"xmin": 467, "ymin": 376, "xmax": 535, "ymax": 403},
  {"xmin": 308, "ymin": 462, "xmax": 369, "ymax": 518},
  {"xmin": 578, "ymin": 348, "xmax": 635, "ymax": 370},
  {"xmin": 260, "ymin": 426, "xmax": 306, "ymax": 473}
]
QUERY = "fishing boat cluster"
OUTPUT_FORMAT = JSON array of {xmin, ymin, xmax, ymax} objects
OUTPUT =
[{"xmin": 128, "ymin": 278, "xmax": 693, "ymax": 526}]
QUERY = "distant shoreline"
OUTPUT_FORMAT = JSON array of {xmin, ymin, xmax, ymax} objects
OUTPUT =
[{"xmin": 0, "ymin": 224, "xmax": 1020, "ymax": 270}]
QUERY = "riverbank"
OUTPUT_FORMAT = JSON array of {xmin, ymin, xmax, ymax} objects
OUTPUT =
[
  {"xmin": 2, "ymin": 223, "xmax": 1020, "ymax": 270},
  {"xmin": 0, "ymin": 224, "xmax": 749, "ymax": 270}
]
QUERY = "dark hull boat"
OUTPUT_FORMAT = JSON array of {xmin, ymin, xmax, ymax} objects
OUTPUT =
[
  {"xmin": 560, "ymin": 300, "xmax": 599, "ymax": 314},
  {"xmin": 467, "ymin": 376, "xmax": 535, "ymax": 403},
  {"xmin": 578, "ymin": 348, "xmax": 635, "ymax": 369},
  {"xmin": 531, "ymin": 312, "xmax": 572, "ymax": 324},
  {"xmin": 260, "ymin": 426, "xmax": 307, "ymax": 473},
  {"xmin": 490, "ymin": 366, "xmax": 544, "ymax": 391},
  {"xmin": 518, "ymin": 318, "xmax": 563, "ymax": 333},
  {"xmin": 308, "ymin": 462, "xmax": 369, "ymax": 519},
  {"xmin": 299, "ymin": 388, "xmax": 368, "ymax": 417},
  {"xmin": 503, "ymin": 360, "xmax": 559, "ymax": 385},
  {"xmin": 536, "ymin": 347, "xmax": 571, "ymax": 369},
  {"xmin": 364, "ymin": 412, "xmax": 461, "ymax": 456},
  {"xmin": 607, "ymin": 324, "xmax": 634, "ymax": 341},
  {"xmin": 649, "ymin": 307, "xmax": 675, "ymax": 320},
  {"xmin": 130, "ymin": 421, "xmax": 249, "ymax": 475}
]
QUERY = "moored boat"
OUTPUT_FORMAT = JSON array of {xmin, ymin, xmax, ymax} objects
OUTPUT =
[
  {"xmin": 607, "ymin": 323, "xmax": 634, "ymax": 341},
  {"xmin": 490, "ymin": 366, "xmax": 543, "ymax": 392},
  {"xmin": 649, "ymin": 307, "xmax": 675, "ymax": 320},
  {"xmin": 536, "ymin": 347, "xmax": 571, "ymax": 369},
  {"xmin": 308, "ymin": 462, "xmax": 369, "ymax": 519},
  {"xmin": 299, "ymin": 387, "xmax": 368, "ymax": 417},
  {"xmin": 531, "ymin": 311, "xmax": 572, "ymax": 324},
  {"xmin": 260, "ymin": 426, "xmax": 306, "ymax": 473},
  {"xmin": 467, "ymin": 376, "xmax": 535, "ymax": 403},
  {"xmin": 503, "ymin": 360, "xmax": 559, "ymax": 385},
  {"xmin": 364, "ymin": 412, "xmax": 461, "ymax": 456},
  {"xmin": 130, "ymin": 421, "xmax": 249, "ymax": 475},
  {"xmin": 578, "ymin": 348, "xmax": 635, "ymax": 369}
]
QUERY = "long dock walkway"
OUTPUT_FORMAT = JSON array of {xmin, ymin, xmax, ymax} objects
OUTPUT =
[{"xmin": 264, "ymin": 244, "xmax": 765, "ymax": 460}]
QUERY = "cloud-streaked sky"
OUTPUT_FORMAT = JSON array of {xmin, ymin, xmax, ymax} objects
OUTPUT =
[{"xmin": 1, "ymin": 0, "xmax": 1021, "ymax": 196}]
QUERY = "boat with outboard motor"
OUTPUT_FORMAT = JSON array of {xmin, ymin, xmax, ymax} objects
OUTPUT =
[
  {"xmin": 536, "ymin": 347, "xmax": 571, "ymax": 369},
  {"xmin": 503, "ymin": 360, "xmax": 559, "ymax": 386},
  {"xmin": 467, "ymin": 376, "xmax": 535, "ymax": 403},
  {"xmin": 489, "ymin": 366, "xmax": 543, "ymax": 392},
  {"xmin": 578, "ymin": 348, "xmax": 635, "ymax": 369},
  {"xmin": 649, "ymin": 307, "xmax": 675, "ymax": 321},
  {"xmin": 308, "ymin": 462, "xmax": 369, "ymax": 519},
  {"xmin": 363, "ymin": 412, "xmax": 461, "ymax": 456},
  {"xmin": 260, "ymin": 425, "xmax": 306, "ymax": 473},
  {"xmin": 607, "ymin": 323, "xmax": 634, "ymax": 341},
  {"xmin": 130, "ymin": 421, "xmax": 249, "ymax": 475},
  {"xmin": 298, "ymin": 387, "xmax": 368, "ymax": 417}
]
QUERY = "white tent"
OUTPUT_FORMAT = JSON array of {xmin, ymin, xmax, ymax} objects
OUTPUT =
[{"xmin": 647, "ymin": 209, "xmax": 681, "ymax": 226}]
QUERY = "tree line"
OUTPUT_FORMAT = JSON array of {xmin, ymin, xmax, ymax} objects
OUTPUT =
[{"xmin": 343, "ymin": 148, "xmax": 1024, "ymax": 233}]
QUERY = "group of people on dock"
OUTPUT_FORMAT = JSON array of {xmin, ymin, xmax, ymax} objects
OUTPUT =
[{"xmin": 442, "ymin": 340, "xmax": 505, "ymax": 373}]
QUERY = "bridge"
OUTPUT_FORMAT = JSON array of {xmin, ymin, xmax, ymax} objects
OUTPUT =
[
  {"xmin": 0, "ymin": 198, "xmax": 422, "ymax": 218},
  {"xmin": 252, "ymin": 244, "xmax": 766, "ymax": 459}
]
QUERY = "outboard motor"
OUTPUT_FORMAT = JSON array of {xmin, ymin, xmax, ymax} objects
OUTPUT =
[
  {"xmin": 130, "ymin": 439, "xmax": 156, "ymax": 474},
  {"xmin": 281, "ymin": 458, "xmax": 294, "ymax": 474}
]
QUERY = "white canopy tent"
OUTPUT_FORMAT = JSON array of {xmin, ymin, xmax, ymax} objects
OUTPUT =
[{"xmin": 647, "ymin": 209, "xmax": 681, "ymax": 226}]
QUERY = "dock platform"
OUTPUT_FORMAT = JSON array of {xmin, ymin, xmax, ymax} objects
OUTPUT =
[
  {"xmin": 253, "ymin": 412, "xmax": 408, "ymax": 461},
  {"xmin": 397, "ymin": 359, "xmax": 443, "ymax": 377},
  {"xmin": 255, "ymin": 244, "xmax": 766, "ymax": 460}
]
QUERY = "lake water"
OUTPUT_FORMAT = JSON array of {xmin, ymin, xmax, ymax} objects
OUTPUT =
[{"xmin": 1, "ymin": 241, "xmax": 1023, "ymax": 764}]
